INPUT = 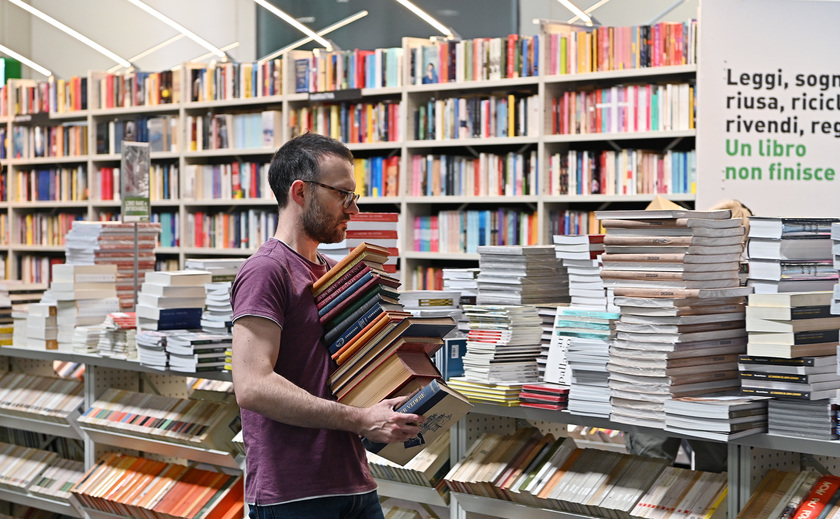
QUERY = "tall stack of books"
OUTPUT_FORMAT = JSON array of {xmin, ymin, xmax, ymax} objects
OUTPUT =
[
  {"xmin": 556, "ymin": 308, "xmax": 620, "ymax": 418},
  {"xmin": 50, "ymin": 264, "xmax": 120, "ymax": 351},
  {"xmin": 747, "ymin": 217, "xmax": 839, "ymax": 294},
  {"xmin": 534, "ymin": 303, "xmax": 561, "ymax": 380},
  {"xmin": 64, "ymin": 221, "xmax": 161, "ymax": 311},
  {"xmin": 442, "ymin": 267, "xmax": 479, "ymax": 335},
  {"xmin": 318, "ymin": 211, "xmax": 400, "ymax": 274},
  {"xmin": 316, "ymin": 243, "xmax": 468, "ymax": 465},
  {"xmin": 595, "ymin": 207, "xmax": 751, "ymax": 428},
  {"xmin": 476, "ymin": 245, "xmax": 569, "ymax": 305},
  {"xmin": 136, "ymin": 270, "xmax": 212, "ymax": 331},
  {"xmin": 4, "ymin": 281, "xmax": 48, "ymax": 349},
  {"xmin": 553, "ymin": 234, "xmax": 612, "ymax": 310},
  {"xmin": 185, "ymin": 257, "xmax": 244, "ymax": 334}
]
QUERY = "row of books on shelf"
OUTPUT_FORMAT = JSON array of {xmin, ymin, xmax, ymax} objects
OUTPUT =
[
  {"xmin": 0, "ymin": 371, "xmax": 83, "ymax": 424},
  {"xmin": 181, "ymin": 209, "xmax": 278, "ymax": 251},
  {"xmin": 413, "ymin": 209, "xmax": 539, "ymax": 254},
  {"xmin": 14, "ymin": 166, "xmax": 87, "ymax": 203},
  {"xmin": 94, "ymin": 115, "xmax": 178, "ymax": 155},
  {"xmin": 295, "ymin": 47, "xmax": 403, "ymax": 92},
  {"xmin": 17, "ymin": 212, "xmax": 84, "ymax": 247},
  {"xmin": 550, "ymin": 82, "xmax": 695, "ymax": 135},
  {"xmin": 186, "ymin": 58, "xmax": 284, "ymax": 102},
  {"xmin": 182, "ymin": 162, "xmax": 270, "ymax": 201},
  {"xmin": 544, "ymin": 20, "xmax": 698, "ymax": 75},
  {"xmin": 547, "ymin": 148, "xmax": 697, "ymax": 196},
  {"xmin": 289, "ymin": 100, "xmax": 401, "ymax": 144},
  {"xmin": 90, "ymin": 68, "xmax": 179, "ymax": 109},
  {"xmin": 185, "ymin": 110, "xmax": 282, "ymax": 152},
  {"xmin": 353, "ymin": 156, "xmax": 399, "ymax": 198},
  {"xmin": 409, "ymin": 151, "xmax": 538, "ymax": 197},
  {"xmin": 408, "ymin": 34, "xmax": 540, "ymax": 86},
  {"xmin": 413, "ymin": 93, "xmax": 539, "ymax": 141},
  {"xmin": 5, "ymin": 121, "xmax": 88, "ymax": 160}
]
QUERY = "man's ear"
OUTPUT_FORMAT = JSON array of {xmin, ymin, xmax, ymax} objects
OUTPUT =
[{"xmin": 289, "ymin": 179, "xmax": 307, "ymax": 206}]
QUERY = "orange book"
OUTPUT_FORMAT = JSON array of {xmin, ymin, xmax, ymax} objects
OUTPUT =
[
  {"xmin": 70, "ymin": 452, "xmax": 123, "ymax": 509},
  {"xmin": 333, "ymin": 311, "xmax": 392, "ymax": 363},
  {"xmin": 177, "ymin": 472, "xmax": 235, "ymax": 518},
  {"xmin": 312, "ymin": 242, "xmax": 390, "ymax": 296},
  {"xmin": 536, "ymin": 448, "xmax": 584, "ymax": 501},
  {"xmin": 102, "ymin": 457, "xmax": 157, "ymax": 515},
  {"xmin": 151, "ymin": 467, "xmax": 216, "ymax": 517},
  {"xmin": 113, "ymin": 459, "xmax": 169, "ymax": 515},
  {"xmin": 203, "ymin": 477, "xmax": 245, "ymax": 519},
  {"xmin": 87, "ymin": 454, "xmax": 143, "ymax": 514},
  {"xmin": 337, "ymin": 350, "xmax": 442, "ymax": 407},
  {"xmin": 134, "ymin": 462, "xmax": 190, "ymax": 513}
]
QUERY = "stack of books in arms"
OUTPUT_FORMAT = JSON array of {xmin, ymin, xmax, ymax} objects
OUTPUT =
[
  {"xmin": 315, "ymin": 243, "xmax": 470, "ymax": 465},
  {"xmin": 64, "ymin": 221, "xmax": 161, "ymax": 311},
  {"xmin": 50, "ymin": 263, "xmax": 120, "ymax": 351},
  {"xmin": 475, "ymin": 245, "xmax": 569, "ymax": 305},
  {"xmin": 594, "ymin": 207, "xmax": 751, "ymax": 429},
  {"xmin": 552, "ymin": 233, "xmax": 612, "ymax": 310},
  {"xmin": 71, "ymin": 452, "xmax": 243, "ymax": 518},
  {"xmin": 136, "ymin": 270, "xmax": 212, "ymax": 331},
  {"xmin": 747, "ymin": 216, "xmax": 840, "ymax": 294},
  {"xmin": 663, "ymin": 393, "xmax": 770, "ymax": 441},
  {"xmin": 552, "ymin": 308, "xmax": 618, "ymax": 418},
  {"xmin": 743, "ymin": 291, "xmax": 840, "ymax": 400}
]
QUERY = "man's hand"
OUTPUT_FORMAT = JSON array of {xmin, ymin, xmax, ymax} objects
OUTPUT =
[{"xmin": 357, "ymin": 395, "xmax": 426, "ymax": 444}]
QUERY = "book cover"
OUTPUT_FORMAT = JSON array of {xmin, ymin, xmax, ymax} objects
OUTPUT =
[{"xmin": 361, "ymin": 379, "xmax": 472, "ymax": 465}]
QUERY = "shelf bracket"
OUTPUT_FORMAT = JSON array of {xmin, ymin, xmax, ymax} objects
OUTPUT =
[
  {"xmin": 515, "ymin": 142, "xmax": 535, "ymax": 155},
  {"xmin": 801, "ymin": 453, "xmax": 831, "ymax": 475},
  {"xmin": 464, "ymin": 146, "xmax": 480, "ymax": 159},
  {"xmin": 140, "ymin": 373, "xmax": 163, "ymax": 395},
  {"xmin": 605, "ymin": 139, "xmax": 621, "ymax": 152}
]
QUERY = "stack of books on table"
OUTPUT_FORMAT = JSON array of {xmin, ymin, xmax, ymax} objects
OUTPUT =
[
  {"xmin": 136, "ymin": 270, "xmax": 212, "ymax": 331},
  {"xmin": 135, "ymin": 329, "xmax": 182, "ymax": 369},
  {"xmin": 595, "ymin": 207, "xmax": 751, "ymax": 429},
  {"xmin": 184, "ymin": 257, "xmax": 244, "ymax": 282},
  {"xmin": 64, "ymin": 221, "xmax": 161, "ymax": 311},
  {"xmin": 518, "ymin": 383, "xmax": 569, "ymax": 410},
  {"xmin": 443, "ymin": 267, "xmax": 479, "ymax": 336},
  {"xmin": 555, "ymin": 308, "xmax": 619, "ymax": 418},
  {"xmin": 747, "ymin": 216, "xmax": 839, "ymax": 294},
  {"xmin": 185, "ymin": 257, "xmax": 244, "ymax": 333},
  {"xmin": 22, "ymin": 302, "xmax": 58, "ymax": 351},
  {"xmin": 767, "ymin": 399, "xmax": 838, "ymax": 441},
  {"xmin": 535, "ymin": 304, "xmax": 561, "ymax": 380},
  {"xmin": 461, "ymin": 305, "xmax": 542, "ymax": 385},
  {"xmin": 553, "ymin": 234, "xmax": 613, "ymax": 310},
  {"xmin": 318, "ymin": 212, "xmax": 399, "ymax": 274},
  {"xmin": 71, "ymin": 452, "xmax": 243, "ymax": 518},
  {"xmin": 476, "ymin": 245, "xmax": 569, "ymax": 305},
  {"xmin": 745, "ymin": 291, "xmax": 839, "ymax": 369},
  {"xmin": 166, "ymin": 331, "xmax": 232, "ymax": 373},
  {"xmin": 50, "ymin": 263, "xmax": 120, "ymax": 351},
  {"xmin": 663, "ymin": 392, "xmax": 770, "ymax": 441},
  {"xmin": 316, "ymin": 243, "xmax": 468, "ymax": 465},
  {"xmin": 72, "ymin": 323, "xmax": 107, "ymax": 354},
  {"xmin": 97, "ymin": 312, "xmax": 137, "ymax": 359}
]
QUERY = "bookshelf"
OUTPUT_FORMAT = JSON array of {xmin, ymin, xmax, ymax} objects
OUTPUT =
[{"xmin": 0, "ymin": 27, "xmax": 697, "ymax": 287}]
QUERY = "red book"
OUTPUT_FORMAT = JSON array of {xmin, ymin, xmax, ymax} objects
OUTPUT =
[
  {"xmin": 319, "ymin": 277, "xmax": 397, "ymax": 326},
  {"xmin": 315, "ymin": 263, "xmax": 372, "ymax": 307},
  {"xmin": 793, "ymin": 474, "xmax": 840, "ymax": 519},
  {"xmin": 345, "ymin": 229, "xmax": 398, "ymax": 240}
]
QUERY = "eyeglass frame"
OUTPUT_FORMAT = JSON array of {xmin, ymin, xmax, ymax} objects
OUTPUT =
[{"xmin": 303, "ymin": 180, "xmax": 360, "ymax": 208}]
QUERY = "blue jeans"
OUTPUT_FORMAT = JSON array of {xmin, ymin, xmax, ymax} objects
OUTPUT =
[{"xmin": 248, "ymin": 491, "xmax": 385, "ymax": 519}]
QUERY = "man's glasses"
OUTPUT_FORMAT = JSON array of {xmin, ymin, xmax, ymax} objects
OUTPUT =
[{"xmin": 304, "ymin": 180, "xmax": 360, "ymax": 209}]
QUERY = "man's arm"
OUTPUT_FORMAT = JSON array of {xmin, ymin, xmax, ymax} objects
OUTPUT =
[{"xmin": 232, "ymin": 316, "xmax": 424, "ymax": 444}]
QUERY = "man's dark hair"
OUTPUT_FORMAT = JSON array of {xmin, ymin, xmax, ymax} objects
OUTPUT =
[{"xmin": 268, "ymin": 132, "xmax": 354, "ymax": 209}]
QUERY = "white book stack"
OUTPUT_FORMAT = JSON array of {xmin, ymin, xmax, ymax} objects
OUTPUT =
[
  {"xmin": 476, "ymin": 245, "xmax": 569, "ymax": 305},
  {"xmin": 595, "ymin": 208, "xmax": 751, "ymax": 429},
  {"xmin": 199, "ymin": 282, "xmax": 234, "ymax": 334},
  {"xmin": 767, "ymin": 398, "xmax": 838, "ymax": 441},
  {"xmin": 184, "ymin": 257, "xmax": 244, "ymax": 283},
  {"xmin": 663, "ymin": 393, "xmax": 769, "ymax": 441},
  {"xmin": 97, "ymin": 312, "xmax": 137, "ymax": 359},
  {"xmin": 318, "ymin": 212, "xmax": 400, "ymax": 274},
  {"xmin": 554, "ymin": 308, "xmax": 619, "ymax": 419},
  {"xmin": 166, "ymin": 331, "xmax": 233, "ymax": 373},
  {"xmin": 553, "ymin": 234, "xmax": 613, "ymax": 310},
  {"xmin": 747, "ymin": 217, "xmax": 839, "ymax": 294},
  {"xmin": 442, "ymin": 267, "xmax": 479, "ymax": 335},
  {"xmin": 11, "ymin": 309, "xmax": 28, "ymax": 349},
  {"xmin": 535, "ymin": 304, "xmax": 561, "ymax": 380},
  {"xmin": 23, "ymin": 303, "xmax": 58, "ymax": 351},
  {"xmin": 63, "ymin": 221, "xmax": 162, "ymax": 311},
  {"xmin": 136, "ymin": 270, "xmax": 212, "ymax": 332},
  {"xmin": 135, "ymin": 330, "xmax": 184, "ymax": 369},
  {"xmin": 72, "ymin": 324, "xmax": 107, "ymax": 354},
  {"xmin": 400, "ymin": 289, "xmax": 462, "ymax": 320},
  {"xmin": 461, "ymin": 305, "xmax": 542, "ymax": 385},
  {"xmin": 50, "ymin": 264, "xmax": 120, "ymax": 351}
]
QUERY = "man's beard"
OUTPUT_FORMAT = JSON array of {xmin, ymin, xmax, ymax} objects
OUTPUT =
[{"xmin": 302, "ymin": 194, "xmax": 347, "ymax": 244}]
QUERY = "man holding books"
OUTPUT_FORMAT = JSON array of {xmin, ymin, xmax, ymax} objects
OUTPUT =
[{"xmin": 231, "ymin": 133, "xmax": 424, "ymax": 518}]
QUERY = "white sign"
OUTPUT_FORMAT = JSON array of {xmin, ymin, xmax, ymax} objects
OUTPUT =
[{"xmin": 696, "ymin": 0, "xmax": 840, "ymax": 216}]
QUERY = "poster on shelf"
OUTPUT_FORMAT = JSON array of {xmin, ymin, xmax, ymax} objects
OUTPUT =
[
  {"xmin": 120, "ymin": 141, "xmax": 151, "ymax": 222},
  {"xmin": 696, "ymin": 0, "xmax": 840, "ymax": 217}
]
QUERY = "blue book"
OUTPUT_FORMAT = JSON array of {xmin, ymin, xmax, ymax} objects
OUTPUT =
[
  {"xmin": 436, "ymin": 337, "xmax": 466, "ymax": 380},
  {"xmin": 532, "ymin": 35, "xmax": 539, "ymax": 76},
  {"xmin": 154, "ymin": 308, "xmax": 203, "ymax": 330},
  {"xmin": 295, "ymin": 59, "xmax": 309, "ymax": 93},
  {"xmin": 326, "ymin": 303, "xmax": 385, "ymax": 354}
]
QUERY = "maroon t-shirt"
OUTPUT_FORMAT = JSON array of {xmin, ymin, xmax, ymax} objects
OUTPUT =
[{"xmin": 230, "ymin": 239, "xmax": 376, "ymax": 505}]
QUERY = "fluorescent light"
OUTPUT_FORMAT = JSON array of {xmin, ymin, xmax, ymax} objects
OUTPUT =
[
  {"xmin": 7, "ymin": 0, "xmax": 131, "ymax": 67},
  {"xmin": 567, "ymin": 0, "xmax": 611, "ymax": 24},
  {"xmin": 393, "ymin": 0, "xmax": 453, "ymax": 38},
  {"xmin": 108, "ymin": 34, "xmax": 186, "ymax": 73},
  {"xmin": 124, "ymin": 0, "xmax": 227, "ymax": 59},
  {"xmin": 555, "ymin": 0, "xmax": 593, "ymax": 25},
  {"xmin": 259, "ymin": 10, "xmax": 369, "ymax": 63},
  {"xmin": 189, "ymin": 42, "xmax": 241, "ymax": 63},
  {"xmin": 252, "ymin": 0, "xmax": 333, "ymax": 50},
  {"xmin": 0, "ymin": 43, "xmax": 51, "ymax": 77}
]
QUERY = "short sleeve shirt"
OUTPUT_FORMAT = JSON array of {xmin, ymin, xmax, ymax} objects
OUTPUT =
[{"xmin": 230, "ymin": 239, "xmax": 376, "ymax": 505}]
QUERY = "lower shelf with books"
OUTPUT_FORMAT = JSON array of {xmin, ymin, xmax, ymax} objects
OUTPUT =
[
  {"xmin": 454, "ymin": 492, "xmax": 590, "ymax": 519},
  {"xmin": 374, "ymin": 479, "xmax": 449, "ymax": 508},
  {"xmin": 0, "ymin": 412, "xmax": 82, "ymax": 440},
  {"xmin": 0, "ymin": 487, "xmax": 82, "ymax": 518}
]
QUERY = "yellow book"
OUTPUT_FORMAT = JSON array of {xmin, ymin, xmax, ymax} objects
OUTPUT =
[{"xmin": 508, "ymin": 93, "xmax": 515, "ymax": 137}]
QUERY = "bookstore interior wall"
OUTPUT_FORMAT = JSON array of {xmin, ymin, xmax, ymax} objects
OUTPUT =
[{"xmin": 0, "ymin": 1, "xmax": 838, "ymax": 518}]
